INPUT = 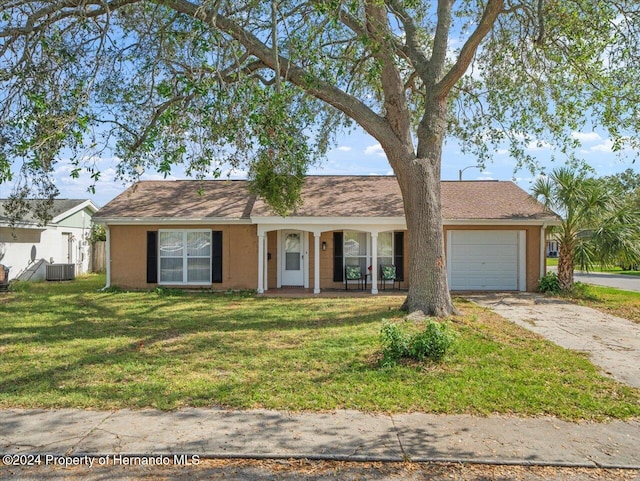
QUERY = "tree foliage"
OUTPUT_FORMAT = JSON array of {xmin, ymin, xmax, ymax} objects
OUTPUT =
[
  {"xmin": 603, "ymin": 168, "xmax": 640, "ymax": 210},
  {"xmin": 533, "ymin": 167, "xmax": 640, "ymax": 291},
  {"xmin": 1, "ymin": 1, "xmax": 640, "ymax": 313}
]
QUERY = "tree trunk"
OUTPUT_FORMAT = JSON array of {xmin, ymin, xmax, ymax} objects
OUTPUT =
[
  {"xmin": 398, "ymin": 159, "xmax": 456, "ymax": 316},
  {"xmin": 388, "ymin": 133, "xmax": 456, "ymax": 316},
  {"xmin": 557, "ymin": 242, "xmax": 575, "ymax": 291},
  {"xmin": 381, "ymin": 94, "xmax": 456, "ymax": 317}
]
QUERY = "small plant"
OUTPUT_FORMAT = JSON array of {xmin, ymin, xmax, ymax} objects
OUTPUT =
[
  {"xmin": 410, "ymin": 321, "xmax": 457, "ymax": 362},
  {"xmin": 88, "ymin": 225, "xmax": 107, "ymax": 243},
  {"xmin": 380, "ymin": 319, "xmax": 456, "ymax": 366},
  {"xmin": 538, "ymin": 272, "xmax": 561, "ymax": 294},
  {"xmin": 154, "ymin": 287, "xmax": 184, "ymax": 297},
  {"xmin": 564, "ymin": 281, "xmax": 596, "ymax": 300},
  {"xmin": 380, "ymin": 321, "xmax": 411, "ymax": 362}
]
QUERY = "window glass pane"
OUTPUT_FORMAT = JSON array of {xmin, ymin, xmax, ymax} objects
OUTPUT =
[
  {"xmin": 187, "ymin": 258, "xmax": 211, "ymax": 283},
  {"xmin": 159, "ymin": 230, "xmax": 212, "ymax": 284},
  {"xmin": 377, "ymin": 232, "xmax": 393, "ymax": 257},
  {"xmin": 344, "ymin": 231, "xmax": 366, "ymax": 257},
  {"xmin": 187, "ymin": 232, "xmax": 211, "ymax": 257},
  {"xmin": 285, "ymin": 233, "xmax": 301, "ymax": 254},
  {"xmin": 159, "ymin": 231, "xmax": 183, "ymax": 257},
  {"xmin": 345, "ymin": 257, "xmax": 366, "ymax": 272},
  {"xmin": 160, "ymin": 258, "xmax": 183, "ymax": 283},
  {"xmin": 285, "ymin": 252, "xmax": 301, "ymax": 270},
  {"xmin": 377, "ymin": 231, "xmax": 393, "ymax": 268}
]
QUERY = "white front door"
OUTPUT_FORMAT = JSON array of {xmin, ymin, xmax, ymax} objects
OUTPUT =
[{"xmin": 281, "ymin": 230, "xmax": 304, "ymax": 286}]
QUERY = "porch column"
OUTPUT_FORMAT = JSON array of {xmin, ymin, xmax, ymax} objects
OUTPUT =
[
  {"xmin": 104, "ymin": 225, "xmax": 111, "ymax": 289},
  {"xmin": 313, "ymin": 233, "xmax": 321, "ymax": 294},
  {"xmin": 370, "ymin": 232, "xmax": 378, "ymax": 294},
  {"xmin": 257, "ymin": 233, "xmax": 265, "ymax": 294},
  {"xmin": 540, "ymin": 224, "xmax": 547, "ymax": 278},
  {"xmin": 264, "ymin": 234, "xmax": 269, "ymax": 291}
]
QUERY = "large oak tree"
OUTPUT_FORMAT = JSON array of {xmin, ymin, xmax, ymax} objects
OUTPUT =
[{"xmin": 1, "ymin": 1, "xmax": 639, "ymax": 315}]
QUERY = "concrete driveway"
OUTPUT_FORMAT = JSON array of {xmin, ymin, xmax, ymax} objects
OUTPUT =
[{"xmin": 469, "ymin": 293, "xmax": 640, "ymax": 388}]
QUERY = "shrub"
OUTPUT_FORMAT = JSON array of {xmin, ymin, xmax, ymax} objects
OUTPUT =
[
  {"xmin": 380, "ymin": 319, "xmax": 456, "ymax": 366},
  {"xmin": 380, "ymin": 322, "xmax": 411, "ymax": 361},
  {"xmin": 410, "ymin": 321, "xmax": 457, "ymax": 362},
  {"xmin": 538, "ymin": 272, "xmax": 561, "ymax": 294}
]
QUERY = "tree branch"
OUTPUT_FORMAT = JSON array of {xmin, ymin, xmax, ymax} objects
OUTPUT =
[
  {"xmin": 0, "ymin": 0, "xmax": 139, "ymax": 38},
  {"xmin": 166, "ymin": 0, "xmax": 405, "ymax": 152},
  {"xmin": 386, "ymin": 0, "xmax": 430, "ymax": 82},
  {"xmin": 434, "ymin": 0, "xmax": 504, "ymax": 99},
  {"xmin": 364, "ymin": 1, "xmax": 412, "ymax": 145}
]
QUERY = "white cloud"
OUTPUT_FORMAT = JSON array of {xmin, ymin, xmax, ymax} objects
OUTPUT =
[
  {"xmin": 335, "ymin": 145, "xmax": 352, "ymax": 152},
  {"xmin": 364, "ymin": 143, "xmax": 385, "ymax": 157},
  {"xmin": 590, "ymin": 139, "xmax": 615, "ymax": 153},
  {"xmin": 526, "ymin": 140, "xmax": 552, "ymax": 151},
  {"xmin": 496, "ymin": 149, "xmax": 508, "ymax": 155},
  {"xmin": 572, "ymin": 131, "xmax": 602, "ymax": 143},
  {"xmin": 219, "ymin": 167, "xmax": 248, "ymax": 179}
]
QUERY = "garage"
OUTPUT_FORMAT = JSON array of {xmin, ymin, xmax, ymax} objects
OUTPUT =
[{"xmin": 447, "ymin": 230, "xmax": 526, "ymax": 291}]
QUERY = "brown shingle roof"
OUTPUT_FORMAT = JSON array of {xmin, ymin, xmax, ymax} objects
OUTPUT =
[
  {"xmin": 441, "ymin": 180, "xmax": 555, "ymax": 220},
  {"xmin": 95, "ymin": 180, "xmax": 256, "ymax": 219},
  {"xmin": 251, "ymin": 176, "xmax": 405, "ymax": 217},
  {"xmin": 95, "ymin": 176, "xmax": 556, "ymax": 221}
]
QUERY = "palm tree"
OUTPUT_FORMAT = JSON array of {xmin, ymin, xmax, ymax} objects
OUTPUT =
[{"xmin": 532, "ymin": 167, "xmax": 640, "ymax": 291}]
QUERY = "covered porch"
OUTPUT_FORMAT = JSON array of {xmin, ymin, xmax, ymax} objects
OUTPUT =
[{"xmin": 255, "ymin": 219, "xmax": 407, "ymax": 295}]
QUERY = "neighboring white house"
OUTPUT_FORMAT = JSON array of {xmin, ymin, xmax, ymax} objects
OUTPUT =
[{"xmin": 0, "ymin": 199, "xmax": 99, "ymax": 281}]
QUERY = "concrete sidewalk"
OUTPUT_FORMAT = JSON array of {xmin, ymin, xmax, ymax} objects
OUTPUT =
[{"xmin": 1, "ymin": 409, "xmax": 639, "ymax": 469}]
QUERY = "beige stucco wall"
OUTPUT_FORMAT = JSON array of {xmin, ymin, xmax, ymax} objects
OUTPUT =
[{"xmin": 109, "ymin": 224, "xmax": 258, "ymax": 290}]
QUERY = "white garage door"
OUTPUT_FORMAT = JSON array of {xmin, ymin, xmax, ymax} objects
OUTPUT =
[{"xmin": 448, "ymin": 231, "xmax": 524, "ymax": 291}]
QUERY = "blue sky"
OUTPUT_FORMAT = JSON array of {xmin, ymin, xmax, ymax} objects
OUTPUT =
[{"xmin": 0, "ymin": 125, "xmax": 637, "ymax": 208}]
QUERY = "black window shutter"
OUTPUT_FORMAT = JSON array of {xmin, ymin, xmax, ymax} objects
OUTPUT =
[
  {"xmin": 394, "ymin": 231, "xmax": 404, "ymax": 281},
  {"xmin": 211, "ymin": 230, "xmax": 223, "ymax": 283},
  {"xmin": 146, "ymin": 231, "xmax": 158, "ymax": 283},
  {"xmin": 333, "ymin": 231, "xmax": 344, "ymax": 282}
]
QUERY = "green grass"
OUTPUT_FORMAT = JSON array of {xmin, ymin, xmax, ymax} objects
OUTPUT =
[
  {"xmin": 560, "ymin": 283, "xmax": 640, "ymax": 324},
  {"xmin": 597, "ymin": 268, "xmax": 640, "ymax": 276},
  {"xmin": 1, "ymin": 275, "xmax": 638, "ymax": 420},
  {"xmin": 546, "ymin": 256, "xmax": 640, "ymax": 276}
]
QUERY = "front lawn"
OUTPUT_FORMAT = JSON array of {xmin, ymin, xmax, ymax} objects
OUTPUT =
[
  {"xmin": 1, "ymin": 275, "xmax": 638, "ymax": 420},
  {"xmin": 561, "ymin": 284, "xmax": 640, "ymax": 324},
  {"xmin": 546, "ymin": 257, "xmax": 640, "ymax": 276}
]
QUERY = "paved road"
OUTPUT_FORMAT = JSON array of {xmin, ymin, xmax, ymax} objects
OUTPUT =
[
  {"xmin": 573, "ymin": 271, "xmax": 640, "ymax": 292},
  {"xmin": 547, "ymin": 266, "xmax": 640, "ymax": 292}
]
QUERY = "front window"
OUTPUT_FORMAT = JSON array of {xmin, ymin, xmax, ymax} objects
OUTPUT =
[
  {"xmin": 377, "ymin": 231, "xmax": 394, "ymax": 268},
  {"xmin": 159, "ymin": 230, "xmax": 211, "ymax": 284},
  {"xmin": 344, "ymin": 231, "xmax": 368, "ymax": 273}
]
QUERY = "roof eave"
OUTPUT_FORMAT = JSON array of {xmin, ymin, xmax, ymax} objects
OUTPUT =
[
  {"xmin": 51, "ymin": 200, "xmax": 100, "ymax": 224},
  {"xmin": 443, "ymin": 218, "xmax": 561, "ymax": 226},
  {"xmin": 93, "ymin": 216, "xmax": 252, "ymax": 225}
]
